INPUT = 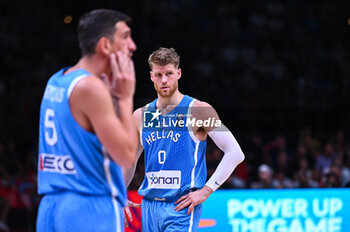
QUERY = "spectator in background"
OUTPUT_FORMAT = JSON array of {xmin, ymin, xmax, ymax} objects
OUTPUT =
[
  {"xmin": 322, "ymin": 169, "xmax": 342, "ymax": 188},
  {"xmin": 292, "ymin": 156, "xmax": 320, "ymax": 188},
  {"xmin": 251, "ymin": 164, "xmax": 273, "ymax": 189},
  {"xmin": 310, "ymin": 169, "xmax": 322, "ymax": 188},
  {"xmin": 324, "ymin": 156, "xmax": 350, "ymax": 187},
  {"xmin": 272, "ymin": 170, "xmax": 293, "ymax": 189},
  {"xmin": 333, "ymin": 131, "xmax": 345, "ymax": 155},
  {"xmin": 275, "ymin": 151, "xmax": 293, "ymax": 179},
  {"xmin": 315, "ymin": 143, "xmax": 338, "ymax": 174},
  {"xmin": 296, "ymin": 156, "xmax": 311, "ymax": 178},
  {"xmin": 263, "ymin": 135, "xmax": 290, "ymax": 169},
  {"xmin": 298, "ymin": 129, "xmax": 320, "ymax": 169}
]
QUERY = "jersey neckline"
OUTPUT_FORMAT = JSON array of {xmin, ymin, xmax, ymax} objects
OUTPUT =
[{"xmin": 155, "ymin": 95, "xmax": 188, "ymax": 116}]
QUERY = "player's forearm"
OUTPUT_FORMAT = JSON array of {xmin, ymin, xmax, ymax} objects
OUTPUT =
[
  {"xmin": 206, "ymin": 127, "xmax": 245, "ymax": 191},
  {"xmin": 113, "ymin": 97, "xmax": 133, "ymax": 119},
  {"xmin": 112, "ymin": 97, "xmax": 138, "ymax": 163},
  {"xmin": 123, "ymin": 145, "xmax": 143, "ymax": 187},
  {"xmin": 205, "ymin": 148, "xmax": 244, "ymax": 191}
]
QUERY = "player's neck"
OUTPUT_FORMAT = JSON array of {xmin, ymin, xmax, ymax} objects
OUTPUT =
[
  {"xmin": 157, "ymin": 90, "xmax": 184, "ymax": 113},
  {"xmin": 68, "ymin": 55, "xmax": 108, "ymax": 77}
]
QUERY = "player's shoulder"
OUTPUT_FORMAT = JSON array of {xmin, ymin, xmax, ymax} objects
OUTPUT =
[
  {"xmin": 74, "ymin": 75, "xmax": 108, "ymax": 97},
  {"xmin": 192, "ymin": 99, "xmax": 214, "ymax": 108},
  {"xmin": 70, "ymin": 75, "xmax": 111, "ymax": 109},
  {"xmin": 76, "ymin": 75, "xmax": 106, "ymax": 90},
  {"xmin": 133, "ymin": 102, "xmax": 154, "ymax": 130},
  {"xmin": 133, "ymin": 107, "xmax": 143, "ymax": 119},
  {"xmin": 133, "ymin": 102, "xmax": 151, "ymax": 120},
  {"xmin": 133, "ymin": 100, "xmax": 155, "ymax": 115},
  {"xmin": 191, "ymin": 99, "xmax": 218, "ymax": 119}
]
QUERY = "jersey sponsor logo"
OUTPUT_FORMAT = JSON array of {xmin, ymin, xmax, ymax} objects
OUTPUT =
[
  {"xmin": 39, "ymin": 153, "xmax": 76, "ymax": 174},
  {"xmin": 146, "ymin": 170, "xmax": 181, "ymax": 189}
]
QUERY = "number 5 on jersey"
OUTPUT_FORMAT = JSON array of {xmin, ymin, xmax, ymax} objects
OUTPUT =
[
  {"xmin": 44, "ymin": 108, "xmax": 58, "ymax": 146},
  {"xmin": 158, "ymin": 150, "xmax": 166, "ymax": 164}
]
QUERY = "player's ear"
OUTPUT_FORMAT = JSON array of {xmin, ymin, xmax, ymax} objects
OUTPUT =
[
  {"xmin": 96, "ymin": 37, "xmax": 111, "ymax": 56},
  {"xmin": 150, "ymin": 71, "xmax": 154, "ymax": 82},
  {"xmin": 177, "ymin": 68, "xmax": 182, "ymax": 80}
]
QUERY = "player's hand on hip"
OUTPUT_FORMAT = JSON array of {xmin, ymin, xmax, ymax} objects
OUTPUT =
[
  {"xmin": 127, "ymin": 200, "xmax": 141, "ymax": 208},
  {"xmin": 174, "ymin": 186, "xmax": 213, "ymax": 215},
  {"xmin": 102, "ymin": 52, "xmax": 136, "ymax": 99},
  {"xmin": 124, "ymin": 200, "xmax": 141, "ymax": 227}
]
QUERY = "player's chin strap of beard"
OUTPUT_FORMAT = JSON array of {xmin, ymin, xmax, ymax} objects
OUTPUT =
[{"xmin": 205, "ymin": 126, "xmax": 245, "ymax": 192}]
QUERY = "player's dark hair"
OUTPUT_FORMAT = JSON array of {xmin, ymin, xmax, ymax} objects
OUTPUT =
[
  {"xmin": 148, "ymin": 47, "xmax": 180, "ymax": 69},
  {"xmin": 78, "ymin": 9, "xmax": 131, "ymax": 56}
]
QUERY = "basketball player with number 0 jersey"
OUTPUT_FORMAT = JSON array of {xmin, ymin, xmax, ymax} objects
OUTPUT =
[{"xmin": 124, "ymin": 47, "xmax": 245, "ymax": 232}]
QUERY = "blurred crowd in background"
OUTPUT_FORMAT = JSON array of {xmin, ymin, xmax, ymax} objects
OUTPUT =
[{"xmin": 1, "ymin": 0, "xmax": 349, "ymax": 231}]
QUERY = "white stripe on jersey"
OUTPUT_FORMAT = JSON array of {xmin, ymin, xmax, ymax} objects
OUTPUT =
[
  {"xmin": 140, "ymin": 103, "xmax": 150, "ymax": 147},
  {"xmin": 111, "ymin": 197, "xmax": 122, "ymax": 232},
  {"xmin": 187, "ymin": 99, "xmax": 200, "ymax": 143},
  {"xmin": 188, "ymin": 209, "xmax": 194, "ymax": 232},
  {"xmin": 103, "ymin": 147, "xmax": 122, "ymax": 232},
  {"xmin": 67, "ymin": 74, "xmax": 88, "ymax": 98},
  {"xmin": 190, "ymin": 141, "xmax": 199, "ymax": 188},
  {"xmin": 102, "ymin": 147, "xmax": 118, "ymax": 197}
]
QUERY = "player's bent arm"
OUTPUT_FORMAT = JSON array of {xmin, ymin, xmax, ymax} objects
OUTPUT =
[
  {"xmin": 192, "ymin": 101, "xmax": 245, "ymax": 191},
  {"xmin": 191, "ymin": 100, "xmax": 220, "ymax": 133},
  {"xmin": 205, "ymin": 125, "xmax": 245, "ymax": 191},
  {"xmin": 175, "ymin": 125, "xmax": 245, "ymax": 214},
  {"xmin": 71, "ymin": 76, "xmax": 137, "ymax": 167},
  {"xmin": 123, "ymin": 107, "xmax": 144, "ymax": 187}
]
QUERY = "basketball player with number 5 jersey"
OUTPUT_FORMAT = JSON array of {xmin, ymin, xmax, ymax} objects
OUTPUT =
[{"xmin": 37, "ymin": 9, "xmax": 138, "ymax": 232}]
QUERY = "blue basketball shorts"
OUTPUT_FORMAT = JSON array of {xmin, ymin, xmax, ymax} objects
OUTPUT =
[
  {"xmin": 141, "ymin": 198, "xmax": 202, "ymax": 232},
  {"xmin": 36, "ymin": 191, "xmax": 124, "ymax": 232}
]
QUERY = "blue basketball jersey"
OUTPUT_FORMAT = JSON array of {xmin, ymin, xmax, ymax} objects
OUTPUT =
[
  {"xmin": 139, "ymin": 95, "xmax": 207, "ymax": 200},
  {"xmin": 38, "ymin": 67, "xmax": 126, "ymax": 206}
]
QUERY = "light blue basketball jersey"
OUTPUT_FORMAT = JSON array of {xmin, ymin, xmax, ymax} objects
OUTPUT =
[
  {"xmin": 139, "ymin": 95, "xmax": 207, "ymax": 200},
  {"xmin": 38, "ymin": 67, "xmax": 126, "ymax": 206}
]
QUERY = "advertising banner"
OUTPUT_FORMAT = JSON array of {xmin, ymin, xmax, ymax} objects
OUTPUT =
[{"xmin": 199, "ymin": 188, "xmax": 350, "ymax": 232}]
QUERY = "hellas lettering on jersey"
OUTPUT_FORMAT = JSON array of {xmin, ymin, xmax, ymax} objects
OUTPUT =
[
  {"xmin": 144, "ymin": 129, "xmax": 181, "ymax": 145},
  {"xmin": 146, "ymin": 171, "xmax": 181, "ymax": 189},
  {"xmin": 39, "ymin": 154, "xmax": 76, "ymax": 174}
]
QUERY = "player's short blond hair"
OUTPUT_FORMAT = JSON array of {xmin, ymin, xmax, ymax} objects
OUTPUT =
[{"xmin": 148, "ymin": 47, "xmax": 180, "ymax": 69}]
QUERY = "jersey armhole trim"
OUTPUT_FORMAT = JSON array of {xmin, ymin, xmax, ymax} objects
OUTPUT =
[
  {"xmin": 67, "ymin": 74, "xmax": 88, "ymax": 98},
  {"xmin": 140, "ymin": 103, "xmax": 150, "ymax": 147},
  {"xmin": 187, "ymin": 99, "xmax": 200, "ymax": 143}
]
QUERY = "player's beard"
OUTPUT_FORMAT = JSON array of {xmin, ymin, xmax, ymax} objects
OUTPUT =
[{"xmin": 155, "ymin": 82, "xmax": 178, "ymax": 98}]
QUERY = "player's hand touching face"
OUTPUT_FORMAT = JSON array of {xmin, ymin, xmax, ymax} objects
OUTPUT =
[
  {"xmin": 101, "ymin": 21, "xmax": 136, "ymax": 99},
  {"xmin": 102, "ymin": 52, "xmax": 136, "ymax": 100}
]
